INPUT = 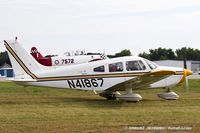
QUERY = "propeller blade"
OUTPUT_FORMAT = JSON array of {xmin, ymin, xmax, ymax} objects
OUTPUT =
[
  {"xmin": 184, "ymin": 57, "xmax": 187, "ymax": 69},
  {"xmin": 184, "ymin": 69, "xmax": 192, "ymax": 90}
]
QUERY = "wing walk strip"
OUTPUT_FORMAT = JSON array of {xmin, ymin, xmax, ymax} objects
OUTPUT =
[{"xmin": 4, "ymin": 40, "xmax": 184, "ymax": 82}]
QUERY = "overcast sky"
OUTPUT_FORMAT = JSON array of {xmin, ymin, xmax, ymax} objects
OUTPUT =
[{"xmin": 0, "ymin": 0, "xmax": 200, "ymax": 56}]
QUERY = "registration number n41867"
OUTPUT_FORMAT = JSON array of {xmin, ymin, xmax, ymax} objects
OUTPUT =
[{"xmin": 67, "ymin": 78, "xmax": 104, "ymax": 88}]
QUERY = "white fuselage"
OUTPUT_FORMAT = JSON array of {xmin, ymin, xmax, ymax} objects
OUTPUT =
[{"xmin": 22, "ymin": 56, "xmax": 184, "ymax": 91}]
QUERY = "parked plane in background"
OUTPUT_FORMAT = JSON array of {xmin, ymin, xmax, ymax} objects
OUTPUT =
[
  {"xmin": 31, "ymin": 47, "xmax": 107, "ymax": 66},
  {"xmin": 4, "ymin": 39, "xmax": 192, "ymax": 102}
]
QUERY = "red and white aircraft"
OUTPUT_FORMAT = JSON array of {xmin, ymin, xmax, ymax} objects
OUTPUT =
[
  {"xmin": 30, "ymin": 47, "xmax": 106, "ymax": 66},
  {"xmin": 4, "ymin": 39, "xmax": 192, "ymax": 102}
]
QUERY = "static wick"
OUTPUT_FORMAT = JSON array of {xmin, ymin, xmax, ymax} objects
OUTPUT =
[{"xmin": 15, "ymin": 36, "xmax": 18, "ymax": 41}]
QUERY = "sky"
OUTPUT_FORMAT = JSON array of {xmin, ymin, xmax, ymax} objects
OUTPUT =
[{"xmin": 0, "ymin": 0, "xmax": 200, "ymax": 56}]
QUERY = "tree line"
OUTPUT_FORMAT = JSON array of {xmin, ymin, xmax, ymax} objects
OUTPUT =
[
  {"xmin": 0, "ymin": 47, "xmax": 200, "ymax": 67},
  {"xmin": 139, "ymin": 47, "xmax": 200, "ymax": 61},
  {"xmin": 108, "ymin": 47, "xmax": 200, "ymax": 61}
]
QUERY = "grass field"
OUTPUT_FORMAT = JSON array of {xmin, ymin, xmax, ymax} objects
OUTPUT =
[{"xmin": 0, "ymin": 80, "xmax": 200, "ymax": 133}]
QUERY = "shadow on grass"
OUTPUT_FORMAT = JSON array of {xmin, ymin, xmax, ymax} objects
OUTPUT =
[
  {"xmin": 49, "ymin": 96, "xmax": 170, "ymax": 108},
  {"xmin": 0, "ymin": 95, "xmax": 151, "ymax": 108},
  {"xmin": 0, "ymin": 95, "xmax": 180, "ymax": 108},
  {"xmin": 55, "ymin": 96, "xmax": 128, "ymax": 108}
]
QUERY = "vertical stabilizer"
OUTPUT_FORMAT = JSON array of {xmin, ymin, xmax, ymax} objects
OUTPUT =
[
  {"xmin": 4, "ymin": 40, "xmax": 46, "ymax": 79},
  {"xmin": 30, "ymin": 47, "xmax": 52, "ymax": 66},
  {"xmin": 31, "ymin": 47, "xmax": 44, "ymax": 59}
]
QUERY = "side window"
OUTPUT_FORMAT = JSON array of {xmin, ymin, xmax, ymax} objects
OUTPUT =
[
  {"xmin": 94, "ymin": 65, "xmax": 105, "ymax": 72},
  {"xmin": 109, "ymin": 62, "xmax": 123, "ymax": 72},
  {"xmin": 139, "ymin": 60, "xmax": 146, "ymax": 70},
  {"xmin": 126, "ymin": 60, "xmax": 146, "ymax": 71}
]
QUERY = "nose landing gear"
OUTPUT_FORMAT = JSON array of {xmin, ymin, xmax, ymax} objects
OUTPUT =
[{"xmin": 157, "ymin": 88, "xmax": 179, "ymax": 100}]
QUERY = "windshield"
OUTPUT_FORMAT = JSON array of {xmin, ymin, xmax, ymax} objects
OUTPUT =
[{"xmin": 144, "ymin": 59, "xmax": 158, "ymax": 70}]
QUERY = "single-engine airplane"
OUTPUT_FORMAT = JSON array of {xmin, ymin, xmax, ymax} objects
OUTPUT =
[
  {"xmin": 4, "ymin": 39, "xmax": 192, "ymax": 102},
  {"xmin": 30, "ymin": 47, "xmax": 106, "ymax": 66}
]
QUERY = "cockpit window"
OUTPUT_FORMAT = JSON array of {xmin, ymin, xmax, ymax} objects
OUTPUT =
[
  {"xmin": 144, "ymin": 59, "xmax": 157, "ymax": 70},
  {"xmin": 109, "ymin": 62, "xmax": 123, "ymax": 72},
  {"xmin": 94, "ymin": 65, "xmax": 105, "ymax": 72},
  {"xmin": 126, "ymin": 60, "xmax": 146, "ymax": 71}
]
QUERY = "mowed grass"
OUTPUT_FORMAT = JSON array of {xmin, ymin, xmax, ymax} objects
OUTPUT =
[{"xmin": 0, "ymin": 80, "xmax": 200, "ymax": 133}]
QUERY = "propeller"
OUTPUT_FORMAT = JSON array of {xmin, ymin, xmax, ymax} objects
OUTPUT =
[
  {"xmin": 183, "ymin": 57, "xmax": 192, "ymax": 90},
  {"xmin": 177, "ymin": 58, "xmax": 192, "ymax": 89}
]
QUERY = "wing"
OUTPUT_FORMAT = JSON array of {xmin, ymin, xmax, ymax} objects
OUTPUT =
[{"xmin": 103, "ymin": 70, "xmax": 176, "ymax": 93}]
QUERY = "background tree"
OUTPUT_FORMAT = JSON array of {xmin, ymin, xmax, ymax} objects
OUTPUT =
[
  {"xmin": 0, "ymin": 51, "xmax": 11, "ymax": 66},
  {"xmin": 108, "ymin": 49, "xmax": 131, "ymax": 58},
  {"xmin": 176, "ymin": 47, "xmax": 200, "ymax": 60},
  {"xmin": 138, "ymin": 52, "xmax": 150, "ymax": 60},
  {"xmin": 139, "ymin": 48, "xmax": 176, "ymax": 61},
  {"xmin": 149, "ymin": 48, "xmax": 176, "ymax": 60}
]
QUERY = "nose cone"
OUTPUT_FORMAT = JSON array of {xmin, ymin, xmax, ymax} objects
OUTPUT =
[
  {"xmin": 178, "ymin": 69, "xmax": 193, "ymax": 85},
  {"xmin": 185, "ymin": 69, "xmax": 193, "ymax": 76}
]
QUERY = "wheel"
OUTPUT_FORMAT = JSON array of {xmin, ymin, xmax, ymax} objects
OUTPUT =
[{"xmin": 106, "ymin": 96, "xmax": 116, "ymax": 100}]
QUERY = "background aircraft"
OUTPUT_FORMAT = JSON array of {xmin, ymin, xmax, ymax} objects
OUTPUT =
[
  {"xmin": 31, "ymin": 47, "xmax": 107, "ymax": 66},
  {"xmin": 4, "ymin": 39, "xmax": 192, "ymax": 102}
]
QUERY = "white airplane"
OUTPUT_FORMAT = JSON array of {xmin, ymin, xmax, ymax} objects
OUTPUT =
[
  {"xmin": 4, "ymin": 39, "xmax": 192, "ymax": 102},
  {"xmin": 30, "ymin": 46, "xmax": 106, "ymax": 66}
]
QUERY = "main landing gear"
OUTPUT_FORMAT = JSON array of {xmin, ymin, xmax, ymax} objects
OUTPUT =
[
  {"xmin": 157, "ymin": 88, "xmax": 179, "ymax": 100},
  {"xmin": 116, "ymin": 88, "xmax": 142, "ymax": 102},
  {"xmin": 99, "ymin": 88, "xmax": 142, "ymax": 102}
]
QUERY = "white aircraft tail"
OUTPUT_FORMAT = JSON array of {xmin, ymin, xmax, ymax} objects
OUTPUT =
[{"xmin": 4, "ymin": 40, "xmax": 46, "ymax": 80}]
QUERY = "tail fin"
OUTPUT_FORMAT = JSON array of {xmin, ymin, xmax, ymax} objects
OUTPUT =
[
  {"xmin": 30, "ymin": 46, "xmax": 52, "ymax": 66},
  {"xmin": 31, "ymin": 47, "xmax": 44, "ymax": 59},
  {"xmin": 4, "ymin": 40, "xmax": 46, "ymax": 79}
]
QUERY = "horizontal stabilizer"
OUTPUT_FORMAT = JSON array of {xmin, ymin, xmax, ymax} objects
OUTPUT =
[{"xmin": 13, "ymin": 79, "xmax": 37, "ymax": 82}]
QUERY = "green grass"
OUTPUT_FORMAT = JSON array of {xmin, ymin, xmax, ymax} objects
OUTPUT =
[{"xmin": 0, "ymin": 80, "xmax": 200, "ymax": 133}]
